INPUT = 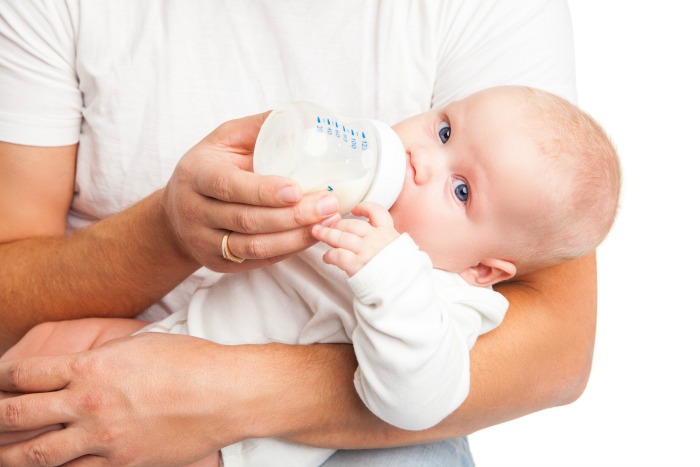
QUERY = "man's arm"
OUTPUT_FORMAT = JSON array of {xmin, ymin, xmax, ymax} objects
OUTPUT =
[
  {"xmin": 0, "ymin": 115, "xmax": 342, "ymax": 352},
  {"xmin": 284, "ymin": 253, "xmax": 597, "ymax": 445},
  {"xmin": 0, "ymin": 253, "xmax": 594, "ymax": 465},
  {"xmin": 0, "ymin": 142, "xmax": 197, "ymax": 351}
]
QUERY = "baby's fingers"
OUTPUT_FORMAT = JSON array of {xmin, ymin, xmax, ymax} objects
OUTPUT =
[
  {"xmin": 322, "ymin": 248, "xmax": 362, "ymax": 277},
  {"xmin": 351, "ymin": 202, "xmax": 394, "ymax": 228},
  {"xmin": 312, "ymin": 224, "xmax": 362, "ymax": 252}
]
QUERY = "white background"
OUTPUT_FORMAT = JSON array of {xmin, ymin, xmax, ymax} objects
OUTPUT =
[{"xmin": 470, "ymin": 1, "xmax": 700, "ymax": 466}]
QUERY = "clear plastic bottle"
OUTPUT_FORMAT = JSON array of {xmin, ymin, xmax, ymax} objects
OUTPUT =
[{"xmin": 253, "ymin": 102, "xmax": 406, "ymax": 214}]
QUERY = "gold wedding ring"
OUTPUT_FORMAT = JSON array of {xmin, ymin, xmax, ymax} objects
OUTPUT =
[{"xmin": 221, "ymin": 232, "xmax": 245, "ymax": 263}]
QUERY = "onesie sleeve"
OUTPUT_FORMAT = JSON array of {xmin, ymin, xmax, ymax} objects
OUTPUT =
[
  {"xmin": 0, "ymin": 0, "xmax": 82, "ymax": 146},
  {"xmin": 432, "ymin": 0, "xmax": 577, "ymax": 106},
  {"xmin": 347, "ymin": 234, "xmax": 508, "ymax": 431}
]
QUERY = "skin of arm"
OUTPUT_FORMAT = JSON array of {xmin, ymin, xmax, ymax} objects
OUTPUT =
[
  {"xmin": 284, "ymin": 253, "xmax": 597, "ymax": 447},
  {"xmin": 0, "ymin": 142, "xmax": 197, "ymax": 352},
  {"xmin": 0, "ymin": 244, "xmax": 595, "ymax": 465},
  {"xmin": 0, "ymin": 114, "xmax": 341, "ymax": 353}
]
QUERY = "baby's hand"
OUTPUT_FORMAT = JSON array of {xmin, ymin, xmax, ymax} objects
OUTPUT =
[{"xmin": 311, "ymin": 201, "xmax": 400, "ymax": 277}]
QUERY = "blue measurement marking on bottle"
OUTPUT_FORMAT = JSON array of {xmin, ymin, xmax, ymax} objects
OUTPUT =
[{"xmin": 316, "ymin": 116, "xmax": 323, "ymax": 133}]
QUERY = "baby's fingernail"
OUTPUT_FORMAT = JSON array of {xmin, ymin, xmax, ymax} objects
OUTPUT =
[
  {"xmin": 316, "ymin": 195, "xmax": 339, "ymax": 216},
  {"xmin": 278, "ymin": 185, "xmax": 301, "ymax": 203}
]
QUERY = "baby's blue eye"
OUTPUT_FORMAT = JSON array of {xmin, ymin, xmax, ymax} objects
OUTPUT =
[
  {"xmin": 438, "ymin": 122, "xmax": 451, "ymax": 143},
  {"xmin": 452, "ymin": 178, "xmax": 469, "ymax": 203}
]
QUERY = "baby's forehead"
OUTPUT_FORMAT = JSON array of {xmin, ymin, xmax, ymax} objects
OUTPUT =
[
  {"xmin": 460, "ymin": 86, "xmax": 530, "ymax": 107},
  {"xmin": 446, "ymin": 88, "xmax": 538, "ymax": 126}
]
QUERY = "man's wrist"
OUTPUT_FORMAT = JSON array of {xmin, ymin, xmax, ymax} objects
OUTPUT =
[{"xmin": 150, "ymin": 188, "xmax": 199, "ymax": 267}]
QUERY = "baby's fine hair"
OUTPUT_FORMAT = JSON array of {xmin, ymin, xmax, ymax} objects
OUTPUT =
[{"xmin": 515, "ymin": 86, "xmax": 621, "ymax": 275}]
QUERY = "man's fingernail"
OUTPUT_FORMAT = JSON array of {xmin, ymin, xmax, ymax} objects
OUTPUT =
[
  {"xmin": 278, "ymin": 186, "xmax": 301, "ymax": 203},
  {"xmin": 316, "ymin": 195, "xmax": 339, "ymax": 215}
]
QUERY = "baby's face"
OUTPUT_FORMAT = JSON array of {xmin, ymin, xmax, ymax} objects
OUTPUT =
[{"xmin": 389, "ymin": 87, "xmax": 552, "ymax": 280}]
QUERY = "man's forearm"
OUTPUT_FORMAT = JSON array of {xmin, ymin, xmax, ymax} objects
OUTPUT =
[
  {"xmin": 0, "ymin": 254, "xmax": 596, "ymax": 462},
  {"xmin": 227, "ymin": 342, "xmax": 456, "ymax": 448},
  {"xmin": 243, "ymin": 254, "xmax": 597, "ymax": 448},
  {"xmin": 0, "ymin": 190, "xmax": 198, "ymax": 350}
]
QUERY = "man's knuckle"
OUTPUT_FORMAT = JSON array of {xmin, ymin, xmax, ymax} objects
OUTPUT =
[
  {"xmin": 68, "ymin": 355, "xmax": 95, "ymax": 379},
  {"xmin": 212, "ymin": 172, "xmax": 231, "ymax": 200},
  {"xmin": 255, "ymin": 182, "xmax": 267, "ymax": 205},
  {"xmin": 300, "ymin": 226, "xmax": 316, "ymax": 245},
  {"xmin": 93, "ymin": 424, "xmax": 121, "ymax": 446},
  {"xmin": 25, "ymin": 443, "xmax": 51, "ymax": 466},
  {"xmin": 2, "ymin": 399, "xmax": 23, "ymax": 428},
  {"xmin": 235, "ymin": 208, "xmax": 257, "ymax": 233},
  {"xmin": 6, "ymin": 362, "xmax": 27, "ymax": 390},
  {"xmin": 77, "ymin": 392, "xmax": 104, "ymax": 415},
  {"xmin": 244, "ymin": 237, "xmax": 268, "ymax": 259},
  {"xmin": 292, "ymin": 204, "xmax": 308, "ymax": 225}
]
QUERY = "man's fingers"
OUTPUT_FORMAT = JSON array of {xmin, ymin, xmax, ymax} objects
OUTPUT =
[
  {"xmin": 210, "ymin": 111, "xmax": 270, "ymax": 151},
  {"xmin": 0, "ymin": 391, "xmax": 75, "ymax": 432},
  {"xmin": 203, "ymin": 191, "xmax": 339, "ymax": 235},
  {"xmin": 184, "ymin": 188, "xmax": 340, "ymax": 268},
  {"xmin": 195, "ymin": 167, "xmax": 303, "ymax": 207},
  {"xmin": 184, "ymin": 112, "xmax": 302, "ymax": 206},
  {"xmin": 220, "ymin": 225, "xmax": 318, "ymax": 263},
  {"xmin": 0, "ymin": 426, "xmax": 95, "ymax": 466},
  {"xmin": 0, "ymin": 356, "xmax": 71, "ymax": 394},
  {"xmin": 65, "ymin": 455, "xmax": 111, "ymax": 467},
  {"xmin": 163, "ymin": 111, "xmax": 344, "ymax": 268}
]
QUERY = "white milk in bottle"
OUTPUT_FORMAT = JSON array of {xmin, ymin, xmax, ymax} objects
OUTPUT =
[{"xmin": 253, "ymin": 102, "xmax": 405, "ymax": 214}]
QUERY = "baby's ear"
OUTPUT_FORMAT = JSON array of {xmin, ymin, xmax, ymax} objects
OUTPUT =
[{"xmin": 459, "ymin": 259, "xmax": 516, "ymax": 287}]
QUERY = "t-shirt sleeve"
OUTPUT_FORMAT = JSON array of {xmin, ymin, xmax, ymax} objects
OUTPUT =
[
  {"xmin": 0, "ymin": 0, "xmax": 82, "ymax": 146},
  {"xmin": 432, "ymin": 0, "xmax": 577, "ymax": 107}
]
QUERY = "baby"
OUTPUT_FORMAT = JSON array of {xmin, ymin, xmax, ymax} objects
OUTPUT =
[{"xmin": 1, "ymin": 86, "xmax": 620, "ymax": 467}]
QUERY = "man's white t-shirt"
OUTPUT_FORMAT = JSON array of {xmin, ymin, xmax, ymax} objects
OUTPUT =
[{"xmin": 0, "ymin": 0, "xmax": 576, "ymax": 321}]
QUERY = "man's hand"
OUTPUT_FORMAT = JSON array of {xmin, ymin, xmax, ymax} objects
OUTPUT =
[
  {"xmin": 0, "ymin": 333, "xmax": 244, "ymax": 466},
  {"xmin": 162, "ymin": 113, "xmax": 341, "ymax": 272},
  {"xmin": 0, "ymin": 114, "xmax": 341, "ymax": 350}
]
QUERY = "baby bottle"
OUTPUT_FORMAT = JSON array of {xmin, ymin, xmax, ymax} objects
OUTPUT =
[{"xmin": 253, "ymin": 102, "xmax": 406, "ymax": 214}]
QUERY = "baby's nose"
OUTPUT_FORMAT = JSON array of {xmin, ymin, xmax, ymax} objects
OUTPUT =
[{"xmin": 411, "ymin": 149, "xmax": 434, "ymax": 185}]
